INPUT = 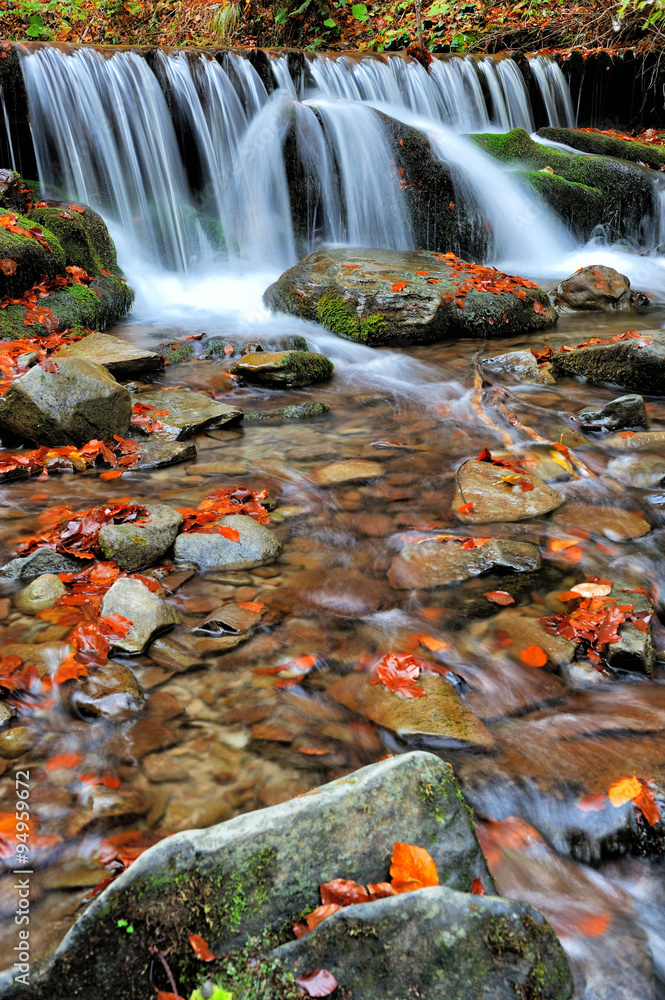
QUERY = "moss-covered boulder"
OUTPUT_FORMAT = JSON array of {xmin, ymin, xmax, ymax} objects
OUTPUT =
[
  {"xmin": 15, "ymin": 752, "xmax": 497, "ymax": 999},
  {"xmin": 470, "ymin": 128, "xmax": 656, "ymax": 243},
  {"xmin": 548, "ymin": 333, "xmax": 665, "ymax": 394},
  {"xmin": 264, "ymin": 247, "xmax": 556, "ymax": 346},
  {"xmin": 275, "ymin": 886, "xmax": 572, "ymax": 1000},
  {"xmin": 537, "ymin": 126, "xmax": 665, "ymax": 170},
  {"xmin": 0, "ymin": 181, "xmax": 134, "ymax": 338},
  {"xmin": 231, "ymin": 349, "xmax": 334, "ymax": 386}
]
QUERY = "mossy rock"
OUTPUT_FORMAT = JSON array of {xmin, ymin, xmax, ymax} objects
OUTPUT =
[
  {"xmin": 0, "ymin": 274, "xmax": 134, "ymax": 340},
  {"xmin": 157, "ymin": 339, "xmax": 194, "ymax": 364},
  {"xmin": 0, "ymin": 207, "xmax": 67, "ymax": 298},
  {"xmin": 537, "ymin": 126, "xmax": 665, "ymax": 170},
  {"xmin": 264, "ymin": 246, "xmax": 557, "ymax": 346},
  {"xmin": 231, "ymin": 349, "xmax": 334, "ymax": 387},
  {"xmin": 28, "ymin": 203, "xmax": 120, "ymax": 276},
  {"xmin": 470, "ymin": 128, "xmax": 656, "ymax": 243},
  {"xmin": 514, "ymin": 169, "xmax": 606, "ymax": 241}
]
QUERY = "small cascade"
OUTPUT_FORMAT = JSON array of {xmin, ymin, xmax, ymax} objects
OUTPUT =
[
  {"xmin": 0, "ymin": 86, "xmax": 16, "ymax": 172},
  {"xmin": 529, "ymin": 55, "xmax": 576, "ymax": 128}
]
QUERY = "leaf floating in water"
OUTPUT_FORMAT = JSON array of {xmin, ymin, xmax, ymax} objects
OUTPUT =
[
  {"xmin": 519, "ymin": 645, "xmax": 547, "ymax": 668},
  {"xmin": 484, "ymin": 591, "xmax": 515, "ymax": 606},
  {"xmin": 573, "ymin": 913, "xmax": 612, "ymax": 938}
]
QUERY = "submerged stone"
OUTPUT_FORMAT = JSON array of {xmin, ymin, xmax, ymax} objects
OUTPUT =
[
  {"xmin": 98, "ymin": 504, "xmax": 183, "ymax": 572},
  {"xmin": 56, "ymin": 331, "xmax": 163, "ymax": 377},
  {"xmin": 313, "ymin": 459, "xmax": 383, "ymax": 485},
  {"xmin": 263, "ymin": 246, "xmax": 557, "ymax": 346},
  {"xmin": 326, "ymin": 673, "xmax": 495, "ymax": 750},
  {"xmin": 14, "ymin": 573, "xmax": 66, "ymax": 614},
  {"xmin": 0, "ymin": 358, "xmax": 131, "ymax": 446},
  {"xmin": 69, "ymin": 662, "xmax": 146, "ymax": 722},
  {"xmin": 23, "ymin": 752, "xmax": 494, "ymax": 998},
  {"xmin": 481, "ymin": 348, "xmax": 556, "ymax": 384},
  {"xmin": 231, "ymin": 350, "xmax": 334, "ymax": 387},
  {"xmin": 388, "ymin": 536, "xmax": 541, "ymax": 589},
  {"xmin": 125, "ymin": 440, "xmax": 197, "ymax": 470},
  {"xmin": 244, "ymin": 401, "xmax": 330, "ymax": 421},
  {"xmin": 275, "ymin": 885, "xmax": 572, "ymax": 1000},
  {"xmin": 131, "ymin": 388, "xmax": 243, "ymax": 440},
  {"xmin": 452, "ymin": 459, "xmax": 564, "ymax": 523}
]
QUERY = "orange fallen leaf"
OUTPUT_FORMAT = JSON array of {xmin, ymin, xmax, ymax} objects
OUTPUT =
[
  {"xmin": 608, "ymin": 775, "xmax": 642, "ymax": 807},
  {"xmin": 99, "ymin": 470, "xmax": 123, "ymax": 481},
  {"xmin": 471, "ymin": 877, "xmax": 485, "ymax": 895},
  {"xmin": 577, "ymin": 793, "xmax": 607, "ymax": 812},
  {"xmin": 188, "ymin": 932, "xmax": 215, "ymax": 961},
  {"xmin": 519, "ymin": 645, "xmax": 547, "ymax": 668},
  {"xmin": 295, "ymin": 969, "xmax": 339, "ymax": 997},
  {"xmin": 390, "ymin": 842, "xmax": 439, "ymax": 893},
  {"xmin": 418, "ymin": 634, "xmax": 450, "ymax": 652},
  {"xmin": 458, "ymin": 502, "xmax": 474, "ymax": 514},
  {"xmin": 293, "ymin": 903, "xmax": 341, "ymax": 938},
  {"xmin": 391, "ymin": 281, "xmax": 407, "ymax": 292},
  {"xmin": 45, "ymin": 752, "xmax": 82, "ymax": 772},
  {"xmin": 620, "ymin": 431, "xmax": 634, "ymax": 438},
  {"xmin": 574, "ymin": 913, "xmax": 612, "ymax": 937},
  {"xmin": 484, "ymin": 590, "xmax": 515, "ymax": 606}
]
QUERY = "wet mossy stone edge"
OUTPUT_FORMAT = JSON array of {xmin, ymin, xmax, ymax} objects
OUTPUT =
[
  {"xmin": 8, "ymin": 752, "xmax": 504, "ymax": 999},
  {"xmin": 264, "ymin": 246, "xmax": 557, "ymax": 347}
]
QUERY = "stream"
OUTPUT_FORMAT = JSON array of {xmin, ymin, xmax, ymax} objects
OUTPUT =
[{"xmin": 2, "ymin": 43, "xmax": 665, "ymax": 999}]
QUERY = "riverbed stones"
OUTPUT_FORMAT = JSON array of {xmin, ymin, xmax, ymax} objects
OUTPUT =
[
  {"xmin": 551, "ymin": 502, "xmax": 650, "ymax": 540},
  {"xmin": 606, "ymin": 454, "xmax": 665, "ymax": 487},
  {"xmin": 605, "ymin": 429, "xmax": 665, "ymax": 451},
  {"xmin": 0, "ymin": 548, "xmax": 88, "ymax": 581},
  {"xmin": 263, "ymin": 247, "xmax": 557, "ymax": 346},
  {"xmin": 275, "ymin": 885, "xmax": 572, "ymax": 1000},
  {"xmin": 555, "ymin": 265, "xmax": 634, "ymax": 311},
  {"xmin": 98, "ymin": 504, "xmax": 183, "ymax": 572},
  {"xmin": 126, "ymin": 440, "xmax": 197, "ymax": 470},
  {"xmin": 313, "ymin": 458, "xmax": 383, "ymax": 486},
  {"xmin": 69, "ymin": 663, "xmax": 146, "ymax": 722},
  {"xmin": 547, "ymin": 333, "xmax": 665, "ymax": 394},
  {"xmin": 0, "ymin": 358, "xmax": 131, "ymax": 446},
  {"xmin": 231, "ymin": 350, "xmax": 333, "ymax": 387},
  {"xmin": 388, "ymin": 536, "xmax": 541, "ymax": 589},
  {"xmin": 174, "ymin": 514, "xmax": 281, "ymax": 572},
  {"xmin": 100, "ymin": 577, "xmax": 178, "ymax": 654},
  {"xmin": 55, "ymin": 331, "xmax": 164, "ymax": 377},
  {"xmin": 326, "ymin": 673, "xmax": 494, "ymax": 749},
  {"xmin": 452, "ymin": 460, "xmax": 564, "ymax": 523},
  {"xmin": 481, "ymin": 347, "xmax": 556, "ymax": 384},
  {"xmin": 130, "ymin": 388, "xmax": 243, "ymax": 440},
  {"xmin": 29, "ymin": 752, "xmax": 497, "ymax": 998},
  {"xmin": 244, "ymin": 401, "xmax": 330, "ymax": 421},
  {"xmin": 14, "ymin": 573, "xmax": 66, "ymax": 615},
  {"xmin": 578, "ymin": 394, "xmax": 648, "ymax": 432}
]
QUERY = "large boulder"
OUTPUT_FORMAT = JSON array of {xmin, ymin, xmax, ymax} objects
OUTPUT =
[
  {"xmin": 0, "ymin": 357, "xmax": 131, "ymax": 446},
  {"xmin": 548, "ymin": 333, "xmax": 665, "ymax": 394},
  {"xmin": 578, "ymin": 393, "xmax": 648, "ymax": 432},
  {"xmin": 452, "ymin": 459, "xmax": 564, "ymax": 523},
  {"xmin": 264, "ymin": 247, "xmax": 557, "ymax": 346},
  {"xmin": 555, "ymin": 265, "xmax": 644, "ymax": 311},
  {"xmin": 56, "ymin": 331, "xmax": 164, "ymax": 378},
  {"xmin": 18, "ymin": 753, "xmax": 500, "ymax": 999},
  {"xmin": 97, "ymin": 504, "xmax": 183, "ymax": 572},
  {"xmin": 276, "ymin": 885, "xmax": 572, "ymax": 1000},
  {"xmin": 174, "ymin": 513, "xmax": 281, "ymax": 572},
  {"xmin": 130, "ymin": 387, "xmax": 243, "ymax": 440}
]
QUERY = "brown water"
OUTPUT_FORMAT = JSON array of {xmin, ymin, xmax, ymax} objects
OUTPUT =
[{"xmin": 2, "ymin": 304, "xmax": 665, "ymax": 998}]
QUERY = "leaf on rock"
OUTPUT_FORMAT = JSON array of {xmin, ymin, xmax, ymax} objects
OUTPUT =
[
  {"xmin": 295, "ymin": 969, "xmax": 339, "ymax": 997},
  {"xmin": 320, "ymin": 879, "xmax": 369, "ymax": 906},
  {"xmin": 390, "ymin": 281, "xmax": 407, "ymax": 292},
  {"xmin": 608, "ymin": 775, "xmax": 642, "ymax": 807},
  {"xmin": 519, "ymin": 644, "xmax": 547, "ymax": 667},
  {"xmin": 390, "ymin": 842, "xmax": 439, "ymax": 893},
  {"xmin": 188, "ymin": 933, "xmax": 215, "ymax": 961},
  {"xmin": 471, "ymin": 877, "xmax": 485, "ymax": 895}
]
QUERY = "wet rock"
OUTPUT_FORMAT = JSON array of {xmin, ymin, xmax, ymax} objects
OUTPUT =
[
  {"xmin": 244, "ymin": 401, "xmax": 330, "ymax": 421},
  {"xmin": 551, "ymin": 502, "xmax": 650, "ymax": 540},
  {"xmin": 31, "ymin": 752, "xmax": 493, "ymax": 998},
  {"xmin": 98, "ymin": 504, "xmax": 183, "ymax": 572},
  {"xmin": 0, "ymin": 702, "xmax": 17, "ymax": 727},
  {"xmin": 157, "ymin": 339, "xmax": 193, "ymax": 364},
  {"xmin": 578, "ymin": 394, "xmax": 648, "ymax": 432},
  {"xmin": 300, "ymin": 569, "xmax": 386, "ymax": 615},
  {"xmin": 187, "ymin": 460, "xmax": 248, "ymax": 476},
  {"xmin": 275, "ymin": 885, "xmax": 571, "ymax": 1000},
  {"xmin": 174, "ymin": 514, "xmax": 281, "ymax": 573},
  {"xmin": 606, "ymin": 583, "xmax": 655, "ymax": 674},
  {"xmin": 1, "ymin": 548, "xmax": 88, "ymax": 581},
  {"xmin": 555, "ymin": 265, "xmax": 633, "ymax": 311},
  {"xmin": 0, "ymin": 358, "xmax": 131, "ymax": 446},
  {"xmin": 0, "ymin": 725, "xmax": 35, "ymax": 758},
  {"xmin": 264, "ymin": 247, "xmax": 557, "ymax": 345},
  {"xmin": 231, "ymin": 350, "xmax": 334, "ymax": 387},
  {"xmin": 606, "ymin": 454, "xmax": 665, "ymax": 488},
  {"xmin": 481, "ymin": 348, "xmax": 556, "ymax": 384},
  {"xmin": 327, "ymin": 673, "xmax": 494, "ymax": 749},
  {"xmin": 388, "ymin": 536, "xmax": 541, "ymax": 589},
  {"xmin": 605, "ymin": 429, "xmax": 665, "ymax": 451},
  {"xmin": 69, "ymin": 663, "xmax": 146, "ymax": 722},
  {"xmin": 100, "ymin": 577, "xmax": 178, "ymax": 655},
  {"xmin": 71, "ymin": 783, "xmax": 150, "ymax": 835},
  {"xmin": 313, "ymin": 459, "xmax": 383, "ymax": 486},
  {"xmin": 491, "ymin": 615, "xmax": 577, "ymax": 667},
  {"xmin": 55, "ymin": 331, "xmax": 164, "ymax": 377},
  {"xmin": 452, "ymin": 460, "xmax": 564, "ymax": 523},
  {"xmin": 548, "ymin": 334, "xmax": 665, "ymax": 394},
  {"xmin": 130, "ymin": 388, "xmax": 243, "ymax": 440},
  {"xmin": 14, "ymin": 573, "xmax": 66, "ymax": 614},
  {"xmin": 126, "ymin": 440, "xmax": 196, "ymax": 470}
]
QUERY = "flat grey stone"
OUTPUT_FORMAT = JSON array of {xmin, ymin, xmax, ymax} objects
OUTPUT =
[
  {"xmin": 56, "ymin": 332, "xmax": 164, "ymax": 377},
  {"xmin": 578, "ymin": 394, "xmax": 647, "ymax": 432},
  {"xmin": 275, "ymin": 885, "xmax": 572, "ymax": 1000},
  {"xmin": 125, "ymin": 440, "xmax": 196, "ymax": 470},
  {"xmin": 1, "ymin": 548, "xmax": 89, "ymax": 581},
  {"xmin": 98, "ymin": 504, "xmax": 183, "ymax": 572},
  {"xmin": 174, "ymin": 513, "xmax": 281, "ymax": 572},
  {"xmin": 131, "ymin": 388, "xmax": 242, "ymax": 441},
  {"xmin": 0, "ymin": 358, "xmax": 131, "ymax": 446},
  {"xmin": 100, "ymin": 577, "xmax": 178, "ymax": 654},
  {"xmin": 389, "ymin": 536, "xmax": 541, "ymax": 589},
  {"xmin": 14, "ymin": 573, "xmax": 66, "ymax": 614}
]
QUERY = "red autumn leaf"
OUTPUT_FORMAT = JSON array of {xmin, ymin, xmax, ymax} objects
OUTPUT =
[
  {"xmin": 414, "ymin": 270, "xmax": 429, "ymax": 275},
  {"xmin": 99, "ymin": 470, "xmax": 123, "ymax": 480},
  {"xmin": 53, "ymin": 653, "xmax": 88, "ymax": 684},
  {"xmin": 45, "ymin": 752, "xmax": 82, "ymax": 772},
  {"xmin": 367, "ymin": 882, "xmax": 397, "ymax": 901},
  {"xmin": 458, "ymin": 502, "xmax": 474, "ymax": 514},
  {"xmin": 0, "ymin": 258, "xmax": 17, "ymax": 275},
  {"xmin": 80, "ymin": 773, "xmax": 121, "ymax": 788},
  {"xmin": 519, "ymin": 644, "xmax": 547, "ymax": 667},
  {"xmin": 484, "ymin": 591, "xmax": 515, "ymax": 606},
  {"xmin": 477, "ymin": 447, "xmax": 492, "ymax": 461},
  {"xmin": 471, "ymin": 877, "xmax": 485, "ymax": 895},
  {"xmin": 295, "ymin": 969, "xmax": 339, "ymax": 997},
  {"xmin": 620, "ymin": 431, "xmax": 634, "ymax": 438},
  {"xmin": 390, "ymin": 842, "xmax": 439, "ymax": 893},
  {"xmin": 371, "ymin": 652, "xmax": 427, "ymax": 698},
  {"xmin": 293, "ymin": 903, "xmax": 341, "ymax": 938},
  {"xmin": 188, "ymin": 933, "xmax": 215, "ymax": 961},
  {"xmin": 533, "ymin": 299, "xmax": 547, "ymax": 315},
  {"xmin": 320, "ymin": 879, "xmax": 369, "ymax": 906},
  {"xmin": 574, "ymin": 913, "xmax": 612, "ymax": 938},
  {"xmin": 391, "ymin": 281, "xmax": 407, "ymax": 292},
  {"xmin": 577, "ymin": 794, "xmax": 607, "ymax": 812},
  {"xmin": 68, "ymin": 204, "xmax": 86, "ymax": 213}
]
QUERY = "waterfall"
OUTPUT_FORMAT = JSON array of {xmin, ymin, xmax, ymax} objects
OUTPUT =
[{"xmin": 11, "ymin": 44, "xmax": 576, "ymax": 277}]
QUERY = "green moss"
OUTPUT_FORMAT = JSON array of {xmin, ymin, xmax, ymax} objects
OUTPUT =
[
  {"xmin": 277, "ymin": 350, "xmax": 333, "ymax": 383},
  {"xmin": 158, "ymin": 340, "xmax": 194, "ymax": 364},
  {"xmin": 514, "ymin": 170, "xmax": 605, "ymax": 241},
  {"xmin": 316, "ymin": 293, "xmax": 388, "ymax": 345},
  {"xmin": 537, "ymin": 126, "xmax": 665, "ymax": 170},
  {"xmin": 29, "ymin": 205, "xmax": 120, "ymax": 276}
]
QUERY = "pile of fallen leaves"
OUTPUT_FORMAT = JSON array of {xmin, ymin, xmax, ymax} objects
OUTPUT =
[
  {"xmin": 18, "ymin": 499, "xmax": 151, "ymax": 558},
  {"xmin": 541, "ymin": 576, "xmax": 651, "ymax": 666},
  {"xmin": 0, "ymin": 329, "xmax": 85, "ymax": 395},
  {"xmin": 177, "ymin": 486, "xmax": 271, "ymax": 535},
  {"xmin": 0, "ymin": 435, "xmax": 142, "ymax": 481},
  {"xmin": 532, "ymin": 329, "xmax": 653, "ymax": 365},
  {"xmin": 1, "ymin": 264, "xmax": 96, "ymax": 334},
  {"xmin": 130, "ymin": 400, "xmax": 169, "ymax": 434}
]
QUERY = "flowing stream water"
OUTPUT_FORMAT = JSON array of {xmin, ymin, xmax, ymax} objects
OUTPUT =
[{"xmin": 2, "ymin": 44, "xmax": 665, "ymax": 998}]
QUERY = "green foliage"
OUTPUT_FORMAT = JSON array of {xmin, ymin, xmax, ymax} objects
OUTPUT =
[
  {"xmin": 618, "ymin": 0, "xmax": 665, "ymax": 30},
  {"xmin": 190, "ymin": 987, "xmax": 233, "ymax": 1000},
  {"xmin": 352, "ymin": 2, "xmax": 369, "ymax": 19}
]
